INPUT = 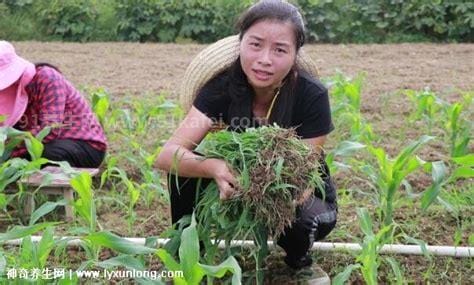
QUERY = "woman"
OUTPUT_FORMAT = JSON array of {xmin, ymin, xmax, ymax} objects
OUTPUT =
[
  {"xmin": 0, "ymin": 40, "xmax": 107, "ymax": 167},
  {"xmin": 156, "ymin": 0, "xmax": 337, "ymax": 272}
]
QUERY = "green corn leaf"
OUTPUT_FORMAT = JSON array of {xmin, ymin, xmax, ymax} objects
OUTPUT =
[
  {"xmin": 20, "ymin": 235, "xmax": 35, "ymax": 267},
  {"xmin": 199, "ymin": 256, "xmax": 242, "ymax": 285},
  {"xmin": 450, "ymin": 166, "xmax": 474, "ymax": 180},
  {"xmin": 436, "ymin": 196, "xmax": 458, "ymax": 215},
  {"xmin": 421, "ymin": 161, "xmax": 448, "ymax": 210},
  {"xmin": 156, "ymin": 249, "xmax": 181, "ymax": 272},
  {"xmin": 385, "ymin": 257, "xmax": 403, "ymax": 285},
  {"xmin": 357, "ymin": 208, "xmax": 374, "ymax": 237},
  {"xmin": 0, "ymin": 222, "xmax": 57, "ymax": 242},
  {"xmin": 29, "ymin": 199, "xmax": 68, "ymax": 226},
  {"xmin": 84, "ymin": 231, "xmax": 157, "ymax": 255},
  {"xmin": 37, "ymin": 226, "xmax": 55, "ymax": 268},
  {"xmin": 70, "ymin": 172, "xmax": 94, "ymax": 229},
  {"xmin": 25, "ymin": 135, "xmax": 44, "ymax": 160},
  {"xmin": 97, "ymin": 255, "xmax": 146, "ymax": 271},
  {"xmin": 394, "ymin": 135, "xmax": 433, "ymax": 170},
  {"xmin": 403, "ymin": 235, "xmax": 431, "ymax": 259},
  {"xmin": 91, "ymin": 91, "xmax": 110, "ymax": 126},
  {"xmin": 179, "ymin": 213, "xmax": 201, "ymax": 282},
  {"xmin": 36, "ymin": 126, "xmax": 52, "ymax": 141},
  {"xmin": 332, "ymin": 141, "xmax": 366, "ymax": 157},
  {"xmin": 332, "ymin": 264, "xmax": 361, "ymax": 285},
  {"xmin": 452, "ymin": 154, "xmax": 474, "ymax": 167}
]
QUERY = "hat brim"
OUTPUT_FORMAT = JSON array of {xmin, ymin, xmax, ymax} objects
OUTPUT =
[
  {"xmin": 0, "ymin": 56, "xmax": 30, "ymax": 90},
  {"xmin": 180, "ymin": 35, "xmax": 319, "ymax": 110},
  {"xmin": 0, "ymin": 59, "xmax": 34, "ymax": 127}
]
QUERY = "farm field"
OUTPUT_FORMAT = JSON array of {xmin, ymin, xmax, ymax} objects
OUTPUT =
[{"xmin": 1, "ymin": 42, "xmax": 473, "ymax": 284}]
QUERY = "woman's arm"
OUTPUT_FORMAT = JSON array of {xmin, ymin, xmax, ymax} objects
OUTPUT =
[
  {"xmin": 302, "ymin": 135, "xmax": 327, "ymax": 155},
  {"xmin": 155, "ymin": 106, "xmax": 236, "ymax": 199}
]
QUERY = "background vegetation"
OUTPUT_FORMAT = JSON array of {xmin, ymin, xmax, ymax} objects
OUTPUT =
[{"xmin": 1, "ymin": 0, "xmax": 473, "ymax": 43}]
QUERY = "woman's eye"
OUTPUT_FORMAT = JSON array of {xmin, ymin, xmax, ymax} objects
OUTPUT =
[
  {"xmin": 275, "ymin": 48, "xmax": 287, "ymax": 54},
  {"xmin": 250, "ymin": 42, "xmax": 260, "ymax": 47}
]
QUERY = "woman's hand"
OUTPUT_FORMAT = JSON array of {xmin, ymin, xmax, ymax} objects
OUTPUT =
[{"xmin": 204, "ymin": 158, "xmax": 237, "ymax": 200}]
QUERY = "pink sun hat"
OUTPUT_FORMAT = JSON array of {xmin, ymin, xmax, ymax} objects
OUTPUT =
[{"xmin": 0, "ymin": 40, "xmax": 36, "ymax": 127}]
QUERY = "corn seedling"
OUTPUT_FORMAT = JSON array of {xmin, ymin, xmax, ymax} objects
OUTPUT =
[
  {"xmin": 89, "ymin": 87, "xmax": 110, "ymax": 127},
  {"xmin": 83, "ymin": 231, "xmax": 162, "ymax": 283},
  {"xmin": 405, "ymin": 89, "xmax": 444, "ymax": 135},
  {"xmin": 99, "ymin": 166, "xmax": 140, "ymax": 234},
  {"xmin": 156, "ymin": 213, "xmax": 242, "ymax": 285},
  {"xmin": 326, "ymin": 140, "xmax": 366, "ymax": 175},
  {"xmin": 326, "ymin": 73, "xmax": 376, "ymax": 143},
  {"xmin": 442, "ymin": 101, "xmax": 471, "ymax": 157},
  {"xmin": 360, "ymin": 135, "xmax": 434, "ymax": 228},
  {"xmin": 327, "ymin": 72, "xmax": 364, "ymax": 113},
  {"xmin": 333, "ymin": 208, "xmax": 398, "ymax": 285}
]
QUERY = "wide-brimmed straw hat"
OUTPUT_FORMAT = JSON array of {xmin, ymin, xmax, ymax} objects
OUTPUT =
[
  {"xmin": 180, "ymin": 35, "xmax": 319, "ymax": 110},
  {"xmin": 0, "ymin": 40, "xmax": 35, "ymax": 126}
]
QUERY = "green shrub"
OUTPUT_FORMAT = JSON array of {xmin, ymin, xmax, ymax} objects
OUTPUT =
[
  {"xmin": 1, "ymin": 0, "xmax": 472, "ymax": 42},
  {"xmin": 296, "ymin": 0, "xmax": 474, "ymax": 43},
  {"xmin": 0, "ymin": 0, "xmax": 42, "ymax": 41},
  {"xmin": 116, "ymin": 0, "xmax": 251, "ymax": 43},
  {"xmin": 92, "ymin": 0, "xmax": 119, "ymax": 41},
  {"xmin": 35, "ymin": 0, "xmax": 99, "ymax": 42}
]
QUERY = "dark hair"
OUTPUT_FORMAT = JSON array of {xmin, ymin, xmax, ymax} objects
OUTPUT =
[
  {"xmin": 227, "ymin": 0, "xmax": 306, "ymax": 130},
  {"xmin": 35, "ymin": 63, "xmax": 61, "ymax": 73},
  {"xmin": 237, "ymin": 0, "xmax": 305, "ymax": 50}
]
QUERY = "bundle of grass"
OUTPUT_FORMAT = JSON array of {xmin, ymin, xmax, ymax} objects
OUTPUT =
[
  {"xmin": 196, "ymin": 125, "xmax": 324, "ymax": 239},
  {"xmin": 194, "ymin": 125, "xmax": 325, "ymax": 282}
]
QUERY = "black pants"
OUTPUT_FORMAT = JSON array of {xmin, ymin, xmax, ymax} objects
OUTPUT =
[
  {"xmin": 168, "ymin": 169, "xmax": 337, "ymax": 262},
  {"xmin": 21, "ymin": 139, "xmax": 105, "ymax": 168}
]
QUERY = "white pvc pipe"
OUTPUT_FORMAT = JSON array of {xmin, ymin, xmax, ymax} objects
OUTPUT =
[{"xmin": 3, "ymin": 236, "xmax": 473, "ymax": 258}]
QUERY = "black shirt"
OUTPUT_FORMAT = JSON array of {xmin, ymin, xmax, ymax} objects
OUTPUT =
[
  {"xmin": 193, "ymin": 70, "xmax": 334, "ymax": 139},
  {"xmin": 193, "ymin": 69, "xmax": 336, "ymax": 203}
]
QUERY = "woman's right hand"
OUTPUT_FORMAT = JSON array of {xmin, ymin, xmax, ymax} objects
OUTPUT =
[{"xmin": 205, "ymin": 159, "xmax": 237, "ymax": 200}]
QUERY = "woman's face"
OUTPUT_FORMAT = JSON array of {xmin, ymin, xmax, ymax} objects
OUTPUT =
[{"xmin": 240, "ymin": 20, "xmax": 297, "ymax": 94}]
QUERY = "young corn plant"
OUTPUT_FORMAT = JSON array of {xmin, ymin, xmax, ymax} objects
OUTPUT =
[
  {"xmin": 83, "ymin": 231, "xmax": 162, "ymax": 284},
  {"xmin": 405, "ymin": 89, "xmax": 444, "ymax": 135},
  {"xmin": 99, "ymin": 166, "xmax": 140, "ymax": 234},
  {"xmin": 325, "ymin": 140, "xmax": 366, "ymax": 175},
  {"xmin": 70, "ymin": 170, "xmax": 164, "ymax": 282},
  {"xmin": 89, "ymin": 87, "xmax": 110, "ymax": 128},
  {"xmin": 326, "ymin": 72, "xmax": 376, "ymax": 143},
  {"xmin": 0, "ymin": 127, "xmax": 52, "ymax": 218},
  {"xmin": 442, "ymin": 99, "xmax": 471, "ymax": 158},
  {"xmin": 333, "ymin": 208, "xmax": 400, "ymax": 285},
  {"xmin": 359, "ymin": 135, "xmax": 434, "ymax": 229},
  {"xmin": 0, "ymin": 222, "xmax": 59, "ymax": 282},
  {"xmin": 156, "ymin": 213, "xmax": 242, "ymax": 285},
  {"xmin": 422, "ymin": 154, "xmax": 473, "ymax": 215}
]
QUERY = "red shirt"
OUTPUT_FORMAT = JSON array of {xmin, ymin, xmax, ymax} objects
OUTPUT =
[{"xmin": 12, "ymin": 66, "xmax": 107, "ymax": 157}]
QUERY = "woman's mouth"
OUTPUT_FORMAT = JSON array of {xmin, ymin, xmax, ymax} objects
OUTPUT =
[{"xmin": 252, "ymin": 69, "xmax": 273, "ymax": 81}]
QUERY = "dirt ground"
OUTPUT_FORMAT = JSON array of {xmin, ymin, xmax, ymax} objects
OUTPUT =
[
  {"xmin": 14, "ymin": 42, "xmax": 474, "ymax": 104},
  {"xmin": 8, "ymin": 42, "xmax": 473, "ymax": 283}
]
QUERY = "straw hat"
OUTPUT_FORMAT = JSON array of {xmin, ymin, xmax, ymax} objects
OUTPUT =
[{"xmin": 180, "ymin": 35, "xmax": 319, "ymax": 110}]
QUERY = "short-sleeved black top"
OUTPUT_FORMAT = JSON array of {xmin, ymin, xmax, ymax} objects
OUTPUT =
[{"xmin": 193, "ymin": 70, "xmax": 334, "ymax": 139}]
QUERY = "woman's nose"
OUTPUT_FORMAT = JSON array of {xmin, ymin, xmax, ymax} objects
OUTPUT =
[{"xmin": 257, "ymin": 48, "xmax": 272, "ymax": 66}]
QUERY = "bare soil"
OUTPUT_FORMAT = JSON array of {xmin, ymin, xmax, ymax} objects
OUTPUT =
[
  {"xmin": 14, "ymin": 42, "xmax": 474, "ymax": 103},
  {"xmin": 8, "ymin": 42, "xmax": 473, "ymax": 283}
]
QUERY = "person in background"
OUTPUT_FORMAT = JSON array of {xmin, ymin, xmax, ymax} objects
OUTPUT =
[{"xmin": 0, "ymin": 40, "xmax": 107, "ymax": 167}]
